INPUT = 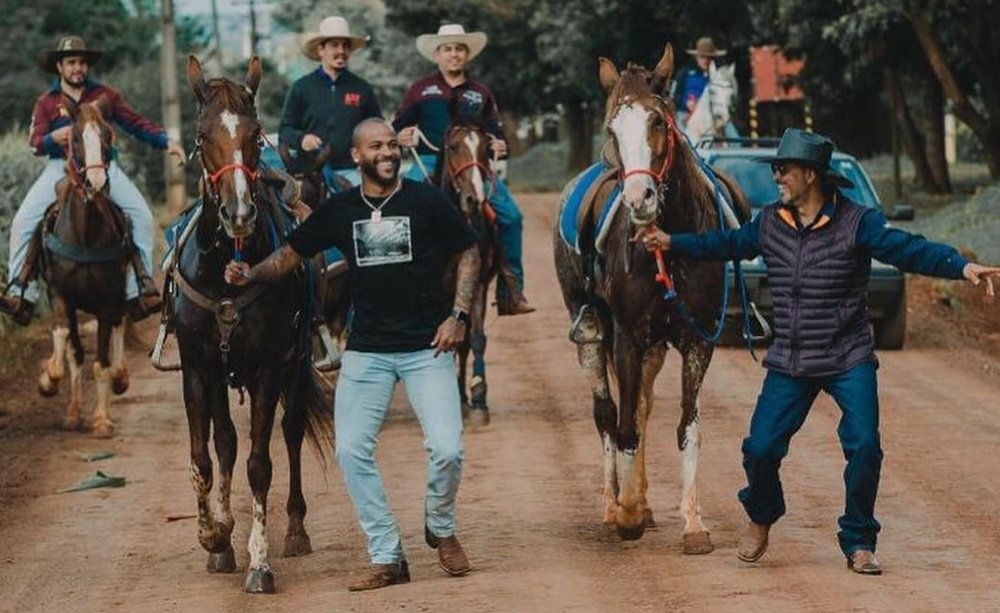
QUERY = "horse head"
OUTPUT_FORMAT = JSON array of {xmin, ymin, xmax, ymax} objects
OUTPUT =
[
  {"xmin": 440, "ymin": 117, "xmax": 492, "ymax": 223},
  {"xmin": 599, "ymin": 44, "xmax": 677, "ymax": 227},
  {"xmin": 64, "ymin": 95, "xmax": 114, "ymax": 196},
  {"xmin": 187, "ymin": 54, "xmax": 263, "ymax": 239},
  {"xmin": 707, "ymin": 63, "xmax": 736, "ymax": 129}
]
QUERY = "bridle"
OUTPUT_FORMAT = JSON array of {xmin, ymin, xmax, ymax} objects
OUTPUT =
[
  {"xmin": 444, "ymin": 125, "xmax": 497, "ymax": 217},
  {"xmin": 614, "ymin": 96, "xmax": 679, "ymax": 187},
  {"xmin": 65, "ymin": 116, "xmax": 112, "ymax": 190}
]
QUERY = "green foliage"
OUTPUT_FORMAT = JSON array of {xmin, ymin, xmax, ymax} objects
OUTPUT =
[{"xmin": 0, "ymin": 130, "xmax": 45, "ymax": 285}]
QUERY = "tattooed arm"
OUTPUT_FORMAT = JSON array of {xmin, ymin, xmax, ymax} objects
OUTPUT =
[
  {"xmin": 431, "ymin": 245, "xmax": 480, "ymax": 355},
  {"xmin": 224, "ymin": 245, "xmax": 303, "ymax": 286}
]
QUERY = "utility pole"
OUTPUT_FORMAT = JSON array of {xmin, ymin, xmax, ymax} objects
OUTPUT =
[
  {"xmin": 161, "ymin": 0, "xmax": 185, "ymax": 214},
  {"xmin": 210, "ymin": 0, "xmax": 225, "ymax": 71}
]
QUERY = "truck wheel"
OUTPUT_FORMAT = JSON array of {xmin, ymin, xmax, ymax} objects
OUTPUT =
[{"xmin": 874, "ymin": 286, "xmax": 906, "ymax": 350}]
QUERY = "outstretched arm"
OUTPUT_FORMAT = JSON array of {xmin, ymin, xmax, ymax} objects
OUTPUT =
[
  {"xmin": 224, "ymin": 244, "xmax": 303, "ymax": 286},
  {"xmin": 431, "ymin": 245, "xmax": 480, "ymax": 355},
  {"xmin": 637, "ymin": 213, "xmax": 761, "ymax": 261}
]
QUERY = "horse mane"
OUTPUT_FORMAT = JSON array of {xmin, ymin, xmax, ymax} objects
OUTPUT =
[
  {"xmin": 603, "ymin": 64, "xmax": 660, "ymax": 125},
  {"xmin": 200, "ymin": 77, "xmax": 258, "ymax": 119}
]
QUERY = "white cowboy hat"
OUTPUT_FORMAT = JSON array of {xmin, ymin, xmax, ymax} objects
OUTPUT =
[
  {"xmin": 416, "ymin": 24, "xmax": 488, "ymax": 62},
  {"xmin": 686, "ymin": 37, "xmax": 727, "ymax": 57},
  {"xmin": 301, "ymin": 16, "xmax": 369, "ymax": 61}
]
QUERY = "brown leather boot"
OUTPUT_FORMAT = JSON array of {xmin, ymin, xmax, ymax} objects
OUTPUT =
[
  {"xmin": 496, "ymin": 265, "xmax": 535, "ymax": 316},
  {"xmin": 0, "ymin": 293, "xmax": 35, "ymax": 326},
  {"xmin": 847, "ymin": 549, "xmax": 882, "ymax": 575},
  {"xmin": 347, "ymin": 559, "xmax": 411, "ymax": 591},
  {"xmin": 737, "ymin": 521, "xmax": 770, "ymax": 563},
  {"xmin": 126, "ymin": 275, "xmax": 163, "ymax": 322},
  {"xmin": 425, "ymin": 526, "xmax": 471, "ymax": 576}
]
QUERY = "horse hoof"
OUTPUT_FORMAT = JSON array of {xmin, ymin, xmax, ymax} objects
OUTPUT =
[
  {"xmin": 206, "ymin": 547, "xmax": 237, "ymax": 573},
  {"xmin": 616, "ymin": 522, "xmax": 646, "ymax": 541},
  {"xmin": 283, "ymin": 532, "xmax": 312, "ymax": 557},
  {"xmin": 466, "ymin": 407, "xmax": 490, "ymax": 427},
  {"xmin": 643, "ymin": 508, "xmax": 656, "ymax": 529},
  {"xmin": 111, "ymin": 373, "xmax": 129, "ymax": 395},
  {"xmin": 38, "ymin": 374, "xmax": 58, "ymax": 397},
  {"xmin": 244, "ymin": 568, "xmax": 276, "ymax": 594},
  {"xmin": 92, "ymin": 422, "xmax": 115, "ymax": 439},
  {"xmin": 63, "ymin": 415, "xmax": 83, "ymax": 431},
  {"xmin": 682, "ymin": 530, "xmax": 714, "ymax": 555}
]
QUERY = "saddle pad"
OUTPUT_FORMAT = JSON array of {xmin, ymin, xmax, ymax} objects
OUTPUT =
[{"xmin": 558, "ymin": 162, "xmax": 621, "ymax": 253}]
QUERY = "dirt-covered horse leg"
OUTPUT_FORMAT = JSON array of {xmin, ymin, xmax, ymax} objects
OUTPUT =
[
  {"xmin": 466, "ymin": 281, "xmax": 490, "ymax": 426},
  {"xmin": 578, "ymin": 334, "xmax": 618, "ymax": 525},
  {"xmin": 244, "ymin": 372, "xmax": 280, "ymax": 593},
  {"xmin": 89, "ymin": 312, "xmax": 117, "ymax": 438},
  {"xmin": 209, "ymin": 383, "xmax": 237, "ymax": 568},
  {"xmin": 677, "ymin": 333, "xmax": 714, "ymax": 554},
  {"xmin": 281, "ymin": 367, "xmax": 312, "ymax": 558},
  {"xmin": 184, "ymin": 368, "xmax": 237, "ymax": 573},
  {"xmin": 38, "ymin": 298, "xmax": 69, "ymax": 400},
  {"xmin": 635, "ymin": 342, "xmax": 667, "ymax": 530},
  {"xmin": 109, "ymin": 317, "xmax": 129, "ymax": 395},
  {"xmin": 612, "ymin": 327, "xmax": 649, "ymax": 540}
]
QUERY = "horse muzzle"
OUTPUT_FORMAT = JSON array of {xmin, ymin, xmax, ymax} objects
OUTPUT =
[{"xmin": 219, "ymin": 200, "xmax": 258, "ymax": 239}]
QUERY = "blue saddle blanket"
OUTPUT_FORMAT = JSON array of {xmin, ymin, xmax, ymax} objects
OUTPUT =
[{"xmin": 558, "ymin": 162, "xmax": 621, "ymax": 252}]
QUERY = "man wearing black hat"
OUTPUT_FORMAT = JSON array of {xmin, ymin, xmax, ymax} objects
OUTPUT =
[
  {"xmin": 639, "ymin": 128, "xmax": 1000, "ymax": 574},
  {"xmin": 0, "ymin": 35, "xmax": 185, "ymax": 325}
]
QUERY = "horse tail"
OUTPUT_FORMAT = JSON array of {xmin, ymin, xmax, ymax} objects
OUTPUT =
[{"xmin": 281, "ymin": 356, "xmax": 334, "ymax": 467}]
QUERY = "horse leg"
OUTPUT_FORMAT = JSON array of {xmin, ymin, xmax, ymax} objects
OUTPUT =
[
  {"xmin": 281, "ymin": 378, "xmax": 312, "ymax": 558},
  {"xmin": 184, "ymin": 368, "xmax": 236, "ymax": 572},
  {"xmin": 90, "ymin": 314, "xmax": 116, "ymax": 438},
  {"xmin": 635, "ymin": 343, "xmax": 667, "ymax": 530},
  {"xmin": 578, "ymin": 336, "xmax": 618, "ymax": 525},
  {"xmin": 244, "ymin": 373, "xmax": 280, "ymax": 594},
  {"xmin": 209, "ymin": 382, "xmax": 238, "ymax": 571},
  {"xmin": 467, "ymin": 282, "xmax": 490, "ymax": 426},
  {"xmin": 677, "ymin": 338, "xmax": 714, "ymax": 554},
  {"xmin": 109, "ymin": 316, "xmax": 129, "ymax": 395},
  {"xmin": 612, "ymin": 331, "xmax": 648, "ymax": 540},
  {"xmin": 38, "ymin": 298, "xmax": 69, "ymax": 399}
]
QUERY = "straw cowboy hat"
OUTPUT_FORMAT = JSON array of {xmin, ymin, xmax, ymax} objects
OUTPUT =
[
  {"xmin": 301, "ymin": 16, "xmax": 369, "ymax": 61},
  {"xmin": 416, "ymin": 24, "xmax": 488, "ymax": 62},
  {"xmin": 38, "ymin": 36, "xmax": 103, "ymax": 74},
  {"xmin": 686, "ymin": 37, "xmax": 727, "ymax": 58}
]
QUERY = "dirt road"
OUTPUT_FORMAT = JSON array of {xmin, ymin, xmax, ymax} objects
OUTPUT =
[{"xmin": 2, "ymin": 193, "xmax": 999, "ymax": 612}]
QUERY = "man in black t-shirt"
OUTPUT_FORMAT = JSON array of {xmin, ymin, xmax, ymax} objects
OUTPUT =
[{"xmin": 225, "ymin": 118, "xmax": 480, "ymax": 591}]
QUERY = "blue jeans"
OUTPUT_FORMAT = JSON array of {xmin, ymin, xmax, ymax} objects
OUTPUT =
[
  {"xmin": 738, "ymin": 360, "xmax": 883, "ymax": 558},
  {"xmin": 404, "ymin": 153, "xmax": 526, "ymax": 294},
  {"xmin": 334, "ymin": 348, "xmax": 464, "ymax": 564},
  {"xmin": 7, "ymin": 159, "xmax": 154, "ymax": 302}
]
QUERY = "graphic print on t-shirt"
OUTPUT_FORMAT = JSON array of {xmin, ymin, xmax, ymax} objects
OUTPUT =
[{"xmin": 352, "ymin": 216, "xmax": 413, "ymax": 267}]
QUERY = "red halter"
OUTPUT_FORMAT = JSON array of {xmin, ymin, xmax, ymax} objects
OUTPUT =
[
  {"xmin": 208, "ymin": 163, "xmax": 258, "ymax": 185},
  {"xmin": 620, "ymin": 112, "xmax": 678, "ymax": 184},
  {"xmin": 449, "ymin": 160, "xmax": 497, "ymax": 223}
]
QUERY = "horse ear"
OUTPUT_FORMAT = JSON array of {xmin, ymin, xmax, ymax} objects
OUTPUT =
[
  {"xmin": 245, "ymin": 56, "xmax": 262, "ymax": 96},
  {"xmin": 187, "ymin": 54, "xmax": 207, "ymax": 104},
  {"xmin": 61, "ymin": 93, "xmax": 79, "ymax": 120},
  {"xmin": 92, "ymin": 95, "xmax": 111, "ymax": 118},
  {"xmin": 598, "ymin": 57, "xmax": 620, "ymax": 94},
  {"xmin": 652, "ymin": 43, "xmax": 674, "ymax": 93}
]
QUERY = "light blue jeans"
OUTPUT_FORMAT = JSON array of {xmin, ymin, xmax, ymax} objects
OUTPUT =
[
  {"xmin": 7, "ymin": 159, "xmax": 154, "ymax": 302},
  {"xmin": 404, "ymin": 153, "xmax": 525, "ymax": 294},
  {"xmin": 334, "ymin": 348, "xmax": 464, "ymax": 564}
]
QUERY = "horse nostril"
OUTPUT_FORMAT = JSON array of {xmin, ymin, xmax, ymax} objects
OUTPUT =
[
  {"xmin": 245, "ymin": 203, "xmax": 258, "ymax": 223},
  {"xmin": 219, "ymin": 205, "xmax": 231, "ymax": 221},
  {"xmin": 644, "ymin": 187, "xmax": 655, "ymax": 201}
]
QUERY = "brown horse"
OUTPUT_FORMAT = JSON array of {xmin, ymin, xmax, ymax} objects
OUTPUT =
[
  {"xmin": 38, "ymin": 97, "xmax": 131, "ymax": 437},
  {"xmin": 434, "ymin": 116, "xmax": 500, "ymax": 425},
  {"xmin": 171, "ymin": 55, "xmax": 331, "ymax": 593},
  {"xmin": 553, "ymin": 44, "xmax": 748, "ymax": 550}
]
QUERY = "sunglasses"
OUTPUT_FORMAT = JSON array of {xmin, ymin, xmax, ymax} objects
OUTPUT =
[{"xmin": 770, "ymin": 161, "xmax": 793, "ymax": 176}]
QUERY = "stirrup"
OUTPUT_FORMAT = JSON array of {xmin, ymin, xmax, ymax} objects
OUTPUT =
[
  {"xmin": 742, "ymin": 301, "xmax": 773, "ymax": 343},
  {"xmin": 149, "ymin": 321, "xmax": 181, "ymax": 371},
  {"xmin": 569, "ymin": 304, "xmax": 602, "ymax": 344},
  {"xmin": 313, "ymin": 323, "xmax": 342, "ymax": 372}
]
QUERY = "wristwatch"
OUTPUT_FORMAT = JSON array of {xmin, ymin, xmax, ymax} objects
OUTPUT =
[{"xmin": 450, "ymin": 307, "xmax": 470, "ymax": 327}]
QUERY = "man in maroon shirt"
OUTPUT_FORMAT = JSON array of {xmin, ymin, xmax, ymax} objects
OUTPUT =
[{"xmin": 0, "ymin": 36, "xmax": 185, "ymax": 325}]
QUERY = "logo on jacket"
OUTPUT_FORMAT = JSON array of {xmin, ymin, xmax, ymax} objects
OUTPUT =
[
  {"xmin": 344, "ymin": 92, "xmax": 362, "ymax": 107},
  {"xmin": 461, "ymin": 90, "xmax": 484, "ymax": 107},
  {"xmin": 420, "ymin": 85, "xmax": 443, "ymax": 97}
]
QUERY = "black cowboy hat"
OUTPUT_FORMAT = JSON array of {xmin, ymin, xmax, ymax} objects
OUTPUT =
[
  {"xmin": 38, "ymin": 36, "xmax": 103, "ymax": 74},
  {"xmin": 757, "ymin": 128, "xmax": 854, "ymax": 189}
]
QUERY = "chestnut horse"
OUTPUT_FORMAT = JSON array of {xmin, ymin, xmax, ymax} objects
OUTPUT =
[
  {"xmin": 38, "ymin": 97, "xmax": 130, "ymax": 437},
  {"xmin": 434, "ymin": 116, "xmax": 500, "ymax": 426},
  {"xmin": 171, "ymin": 55, "xmax": 331, "ymax": 593},
  {"xmin": 554, "ymin": 44, "xmax": 748, "ymax": 550}
]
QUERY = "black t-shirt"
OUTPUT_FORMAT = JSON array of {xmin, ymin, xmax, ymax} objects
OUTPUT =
[{"xmin": 287, "ymin": 179, "xmax": 476, "ymax": 353}]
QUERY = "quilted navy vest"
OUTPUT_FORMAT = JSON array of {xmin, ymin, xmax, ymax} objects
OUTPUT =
[{"xmin": 759, "ymin": 197, "xmax": 875, "ymax": 376}]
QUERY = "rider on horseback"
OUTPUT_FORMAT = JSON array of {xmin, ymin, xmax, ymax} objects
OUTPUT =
[
  {"xmin": 673, "ymin": 37, "xmax": 739, "ymax": 138},
  {"xmin": 278, "ymin": 16, "xmax": 382, "ymax": 192},
  {"xmin": 0, "ymin": 36, "xmax": 185, "ymax": 325},
  {"xmin": 393, "ymin": 24, "xmax": 534, "ymax": 316}
]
